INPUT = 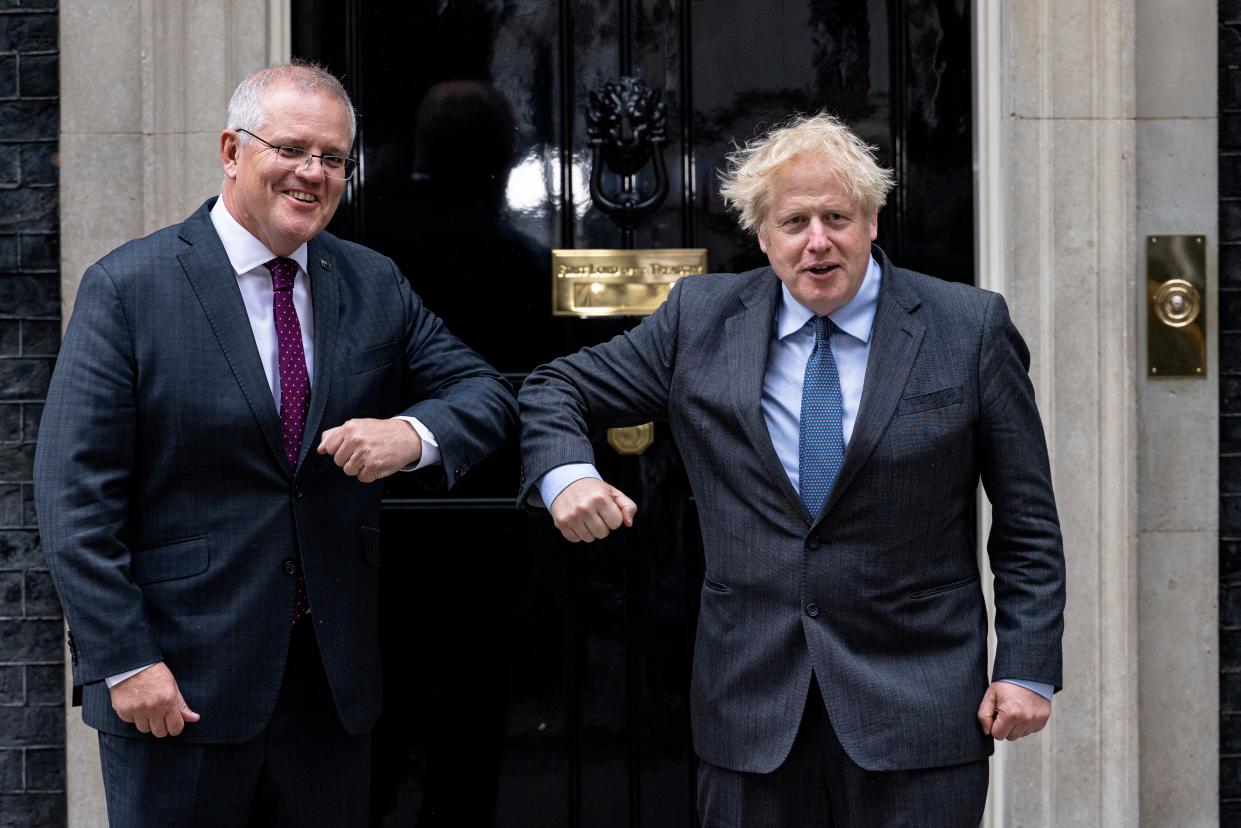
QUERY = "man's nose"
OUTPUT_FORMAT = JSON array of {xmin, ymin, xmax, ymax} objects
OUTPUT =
[
  {"xmin": 294, "ymin": 155, "xmax": 327, "ymax": 181},
  {"xmin": 805, "ymin": 220, "xmax": 831, "ymax": 251}
]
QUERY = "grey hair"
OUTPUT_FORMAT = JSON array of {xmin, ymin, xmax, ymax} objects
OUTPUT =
[
  {"xmin": 227, "ymin": 60, "xmax": 357, "ymax": 145},
  {"xmin": 718, "ymin": 112, "xmax": 895, "ymax": 235}
]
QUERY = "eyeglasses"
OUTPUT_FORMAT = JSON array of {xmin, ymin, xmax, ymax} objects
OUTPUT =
[{"xmin": 235, "ymin": 128, "xmax": 358, "ymax": 181}]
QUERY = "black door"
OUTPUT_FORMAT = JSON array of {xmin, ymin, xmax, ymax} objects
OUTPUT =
[{"xmin": 292, "ymin": 2, "xmax": 973, "ymax": 825}]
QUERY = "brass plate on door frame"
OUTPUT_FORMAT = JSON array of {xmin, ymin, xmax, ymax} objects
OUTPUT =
[
  {"xmin": 607, "ymin": 422, "xmax": 655, "ymax": 456},
  {"xmin": 1146, "ymin": 235, "xmax": 1206, "ymax": 377},
  {"xmin": 553, "ymin": 248, "xmax": 708, "ymax": 317}
]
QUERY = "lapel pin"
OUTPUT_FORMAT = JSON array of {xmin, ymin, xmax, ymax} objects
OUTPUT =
[{"xmin": 319, "ymin": 259, "xmax": 332, "ymax": 271}]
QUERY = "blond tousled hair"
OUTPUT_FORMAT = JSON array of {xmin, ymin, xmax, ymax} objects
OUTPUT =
[{"xmin": 718, "ymin": 113, "xmax": 895, "ymax": 235}]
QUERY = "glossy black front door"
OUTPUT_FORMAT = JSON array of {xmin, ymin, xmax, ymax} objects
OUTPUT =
[{"xmin": 293, "ymin": 2, "xmax": 973, "ymax": 825}]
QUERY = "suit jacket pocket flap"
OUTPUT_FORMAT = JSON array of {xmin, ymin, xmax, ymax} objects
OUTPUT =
[
  {"xmin": 130, "ymin": 536, "xmax": 209, "ymax": 586},
  {"xmin": 909, "ymin": 574, "xmax": 979, "ymax": 599},
  {"xmin": 897, "ymin": 385, "xmax": 963, "ymax": 416},
  {"xmin": 351, "ymin": 340, "xmax": 400, "ymax": 375},
  {"xmin": 362, "ymin": 526, "xmax": 381, "ymax": 567}
]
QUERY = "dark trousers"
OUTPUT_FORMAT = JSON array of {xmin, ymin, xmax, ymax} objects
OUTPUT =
[
  {"xmin": 98, "ymin": 619, "xmax": 372, "ymax": 828},
  {"xmin": 697, "ymin": 675, "xmax": 988, "ymax": 828}
]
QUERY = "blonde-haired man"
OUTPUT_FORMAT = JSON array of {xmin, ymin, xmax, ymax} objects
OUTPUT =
[{"xmin": 519, "ymin": 113, "xmax": 1064, "ymax": 825}]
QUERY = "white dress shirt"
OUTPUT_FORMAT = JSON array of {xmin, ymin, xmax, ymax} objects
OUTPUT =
[{"xmin": 107, "ymin": 198, "xmax": 439, "ymax": 688}]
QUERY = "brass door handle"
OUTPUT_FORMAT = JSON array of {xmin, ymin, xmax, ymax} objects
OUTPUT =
[
  {"xmin": 1146, "ymin": 235, "xmax": 1206, "ymax": 377},
  {"xmin": 607, "ymin": 423, "xmax": 654, "ymax": 456},
  {"xmin": 1152, "ymin": 278, "xmax": 1201, "ymax": 328}
]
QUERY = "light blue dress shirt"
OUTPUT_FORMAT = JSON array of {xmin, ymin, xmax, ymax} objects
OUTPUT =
[
  {"xmin": 537, "ymin": 257, "xmax": 1052, "ymax": 701},
  {"xmin": 761, "ymin": 258, "xmax": 880, "ymax": 489}
]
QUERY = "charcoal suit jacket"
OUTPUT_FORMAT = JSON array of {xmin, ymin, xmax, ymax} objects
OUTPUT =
[
  {"xmin": 518, "ymin": 246, "xmax": 1064, "ymax": 773},
  {"xmin": 35, "ymin": 198, "xmax": 517, "ymax": 743}
]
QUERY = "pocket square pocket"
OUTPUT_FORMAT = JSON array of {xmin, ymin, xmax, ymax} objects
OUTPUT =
[
  {"xmin": 350, "ymin": 340, "xmax": 400, "ymax": 375},
  {"xmin": 896, "ymin": 385, "xmax": 963, "ymax": 416}
]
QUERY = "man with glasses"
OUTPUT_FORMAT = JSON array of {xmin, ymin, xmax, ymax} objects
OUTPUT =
[{"xmin": 34, "ymin": 62, "xmax": 516, "ymax": 826}]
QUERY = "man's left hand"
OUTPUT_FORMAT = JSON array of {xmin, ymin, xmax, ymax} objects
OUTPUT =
[
  {"xmin": 977, "ymin": 681, "xmax": 1051, "ymax": 741},
  {"xmin": 319, "ymin": 418, "xmax": 422, "ymax": 483}
]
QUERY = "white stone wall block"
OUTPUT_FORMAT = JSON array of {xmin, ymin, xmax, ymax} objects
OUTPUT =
[
  {"xmin": 142, "ymin": 131, "xmax": 224, "ymax": 235},
  {"xmin": 59, "ymin": 0, "xmax": 143, "ymax": 134},
  {"xmin": 998, "ymin": 110, "xmax": 1140, "ymax": 828},
  {"xmin": 1135, "ymin": 0, "xmax": 1217, "ymax": 119},
  {"xmin": 1138, "ymin": 529, "xmax": 1219, "ymax": 827},
  {"xmin": 58, "ymin": 132, "xmax": 144, "ymax": 318},
  {"xmin": 1008, "ymin": 0, "xmax": 1134, "ymax": 120}
]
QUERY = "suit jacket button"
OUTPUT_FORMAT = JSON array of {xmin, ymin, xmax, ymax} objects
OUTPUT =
[
  {"xmin": 806, "ymin": 536, "xmax": 822, "ymax": 550},
  {"xmin": 805, "ymin": 602, "xmax": 820, "ymax": 618},
  {"xmin": 293, "ymin": 485, "xmax": 303, "ymax": 499},
  {"xmin": 283, "ymin": 559, "xmax": 298, "ymax": 576}
]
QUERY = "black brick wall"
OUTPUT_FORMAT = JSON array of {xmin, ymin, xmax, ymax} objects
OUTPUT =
[
  {"xmin": 0, "ymin": 1, "xmax": 62, "ymax": 826},
  {"xmin": 1226, "ymin": 3, "xmax": 1241, "ymax": 823}
]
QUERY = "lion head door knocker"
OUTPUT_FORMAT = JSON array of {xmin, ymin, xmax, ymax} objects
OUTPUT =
[{"xmin": 586, "ymin": 76, "xmax": 669, "ymax": 244}]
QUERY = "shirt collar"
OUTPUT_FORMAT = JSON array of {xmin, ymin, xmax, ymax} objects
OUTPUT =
[
  {"xmin": 775, "ymin": 255, "xmax": 881, "ymax": 343},
  {"xmin": 209, "ymin": 197, "xmax": 309, "ymax": 276}
]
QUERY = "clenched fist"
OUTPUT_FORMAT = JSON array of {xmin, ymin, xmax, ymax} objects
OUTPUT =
[
  {"xmin": 109, "ymin": 661, "xmax": 200, "ymax": 738},
  {"xmin": 977, "ymin": 680, "xmax": 1051, "ymax": 741},
  {"xmin": 549, "ymin": 478, "xmax": 637, "ymax": 542},
  {"xmin": 318, "ymin": 418, "xmax": 422, "ymax": 483}
]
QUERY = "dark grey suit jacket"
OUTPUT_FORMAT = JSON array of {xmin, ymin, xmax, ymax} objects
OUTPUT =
[
  {"xmin": 519, "ymin": 247, "xmax": 1064, "ymax": 773},
  {"xmin": 35, "ymin": 198, "xmax": 516, "ymax": 742}
]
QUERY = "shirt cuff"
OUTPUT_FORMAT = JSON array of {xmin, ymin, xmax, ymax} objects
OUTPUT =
[
  {"xmin": 395, "ymin": 416, "xmax": 440, "ymax": 471},
  {"xmin": 536, "ymin": 464, "xmax": 602, "ymax": 509},
  {"xmin": 106, "ymin": 663, "xmax": 154, "ymax": 689},
  {"xmin": 999, "ymin": 678, "xmax": 1054, "ymax": 701}
]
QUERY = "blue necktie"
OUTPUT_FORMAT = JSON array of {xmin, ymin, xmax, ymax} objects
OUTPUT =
[{"xmin": 799, "ymin": 316, "xmax": 845, "ymax": 517}]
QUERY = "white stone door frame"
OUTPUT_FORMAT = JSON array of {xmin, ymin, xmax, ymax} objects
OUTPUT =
[
  {"xmin": 972, "ymin": 1, "xmax": 1008, "ymax": 821},
  {"xmin": 975, "ymin": 0, "xmax": 1218, "ymax": 826},
  {"xmin": 973, "ymin": 0, "xmax": 1144, "ymax": 824}
]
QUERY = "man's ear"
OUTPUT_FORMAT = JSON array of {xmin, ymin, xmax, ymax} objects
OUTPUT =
[
  {"xmin": 220, "ymin": 130, "xmax": 240, "ymax": 178},
  {"xmin": 757, "ymin": 225, "xmax": 769, "ymax": 255},
  {"xmin": 868, "ymin": 211, "xmax": 879, "ymax": 241}
]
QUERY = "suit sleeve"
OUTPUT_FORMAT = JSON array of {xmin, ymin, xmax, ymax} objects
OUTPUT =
[
  {"xmin": 33, "ymin": 264, "xmax": 164, "ymax": 686},
  {"xmin": 977, "ymin": 291, "xmax": 1066, "ymax": 691},
  {"xmin": 390, "ymin": 262, "xmax": 518, "ymax": 489},
  {"xmin": 517, "ymin": 278, "xmax": 683, "ymax": 507}
]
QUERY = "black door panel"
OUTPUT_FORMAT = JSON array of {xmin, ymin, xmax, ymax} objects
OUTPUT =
[{"xmin": 293, "ymin": 2, "xmax": 972, "ymax": 824}]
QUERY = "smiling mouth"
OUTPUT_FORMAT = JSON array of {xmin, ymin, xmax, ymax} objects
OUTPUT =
[{"xmin": 286, "ymin": 190, "xmax": 318, "ymax": 204}]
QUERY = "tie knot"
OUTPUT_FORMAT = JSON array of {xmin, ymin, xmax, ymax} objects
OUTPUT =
[
  {"xmin": 814, "ymin": 315, "xmax": 835, "ymax": 342},
  {"xmin": 266, "ymin": 257, "xmax": 299, "ymax": 292}
]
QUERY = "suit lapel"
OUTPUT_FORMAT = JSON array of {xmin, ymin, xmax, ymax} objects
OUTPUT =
[
  {"xmin": 819, "ymin": 254, "xmax": 925, "ymax": 521},
  {"xmin": 176, "ymin": 201, "xmax": 288, "ymax": 474},
  {"xmin": 725, "ymin": 268, "xmax": 813, "ymax": 525},
  {"xmin": 298, "ymin": 240, "xmax": 340, "ymax": 471}
]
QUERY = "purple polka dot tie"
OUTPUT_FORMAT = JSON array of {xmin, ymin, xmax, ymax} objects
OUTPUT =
[
  {"xmin": 799, "ymin": 316, "xmax": 845, "ymax": 518},
  {"xmin": 266, "ymin": 257, "xmax": 310, "ymax": 624}
]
